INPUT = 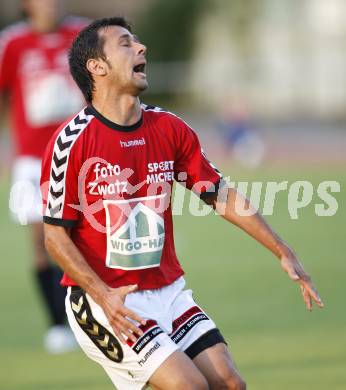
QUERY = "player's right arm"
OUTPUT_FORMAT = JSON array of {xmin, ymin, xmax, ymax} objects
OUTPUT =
[
  {"xmin": 41, "ymin": 125, "xmax": 145, "ymax": 343},
  {"xmin": 43, "ymin": 223, "xmax": 145, "ymax": 343}
]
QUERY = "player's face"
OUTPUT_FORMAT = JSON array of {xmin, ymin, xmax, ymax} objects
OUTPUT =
[{"xmin": 100, "ymin": 26, "xmax": 148, "ymax": 95}]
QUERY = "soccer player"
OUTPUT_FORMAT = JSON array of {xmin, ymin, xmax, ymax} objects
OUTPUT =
[
  {"xmin": 0, "ymin": 0, "xmax": 87, "ymax": 352},
  {"xmin": 41, "ymin": 17, "xmax": 323, "ymax": 389}
]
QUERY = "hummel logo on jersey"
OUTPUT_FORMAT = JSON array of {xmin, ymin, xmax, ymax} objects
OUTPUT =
[
  {"xmin": 46, "ymin": 109, "xmax": 93, "ymax": 218},
  {"xmin": 120, "ymin": 137, "xmax": 146, "ymax": 148}
]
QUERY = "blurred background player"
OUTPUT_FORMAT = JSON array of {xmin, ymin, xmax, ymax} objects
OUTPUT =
[
  {"xmin": 0, "ymin": 0, "xmax": 87, "ymax": 353},
  {"xmin": 216, "ymin": 95, "xmax": 265, "ymax": 168}
]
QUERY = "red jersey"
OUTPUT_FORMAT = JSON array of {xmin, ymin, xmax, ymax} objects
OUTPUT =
[
  {"xmin": 0, "ymin": 17, "xmax": 87, "ymax": 158},
  {"xmin": 41, "ymin": 105, "xmax": 222, "ymax": 290}
]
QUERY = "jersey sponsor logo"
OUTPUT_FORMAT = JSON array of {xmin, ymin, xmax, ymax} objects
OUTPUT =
[
  {"xmin": 103, "ymin": 194, "xmax": 167, "ymax": 270},
  {"xmin": 120, "ymin": 137, "xmax": 146, "ymax": 148},
  {"xmin": 147, "ymin": 160, "xmax": 174, "ymax": 184},
  {"xmin": 147, "ymin": 171, "xmax": 174, "ymax": 184},
  {"xmin": 88, "ymin": 180, "xmax": 128, "ymax": 196},
  {"xmin": 88, "ymin": 162, "xmax": 128, "ymax": 196},
  {"xmin": 170, "ymin": 306, "xmax": 209, "ymax": 344}
]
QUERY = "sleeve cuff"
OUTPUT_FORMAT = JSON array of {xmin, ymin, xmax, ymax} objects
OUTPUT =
[
  {"xmin": 200, "ymin": 178, "xmax": 226, "ymax": 201},
  {"xmin": 43, "ymin": 216, "xmax": 78, "ymax": 228}
]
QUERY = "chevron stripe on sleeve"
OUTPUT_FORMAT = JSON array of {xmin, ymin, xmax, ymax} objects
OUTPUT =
[{"xmin": 45, "ymin": 108, "xmax": 93, "ymax": 220}]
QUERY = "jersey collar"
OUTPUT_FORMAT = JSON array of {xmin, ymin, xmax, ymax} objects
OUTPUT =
[{"xmin": 86, "ymin": 105, "xmax": 143, "ymax": 132}]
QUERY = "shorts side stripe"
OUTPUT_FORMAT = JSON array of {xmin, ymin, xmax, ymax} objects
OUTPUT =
[
  {"xmin": 171, "ymin": 312, "xmax": 210, "ymax": 344},
  {"xmin": 171, "ymin": 306, "xmax": 202, "ymax": 333}
]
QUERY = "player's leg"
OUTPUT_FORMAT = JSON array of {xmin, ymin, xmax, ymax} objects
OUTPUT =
[
  {"xmin": 31, "ymin": 218, "xmax": 76, "ymax": 354},
  {"xmin": 193, "ymin": 342, "xmax": 246, "ymax": 390},
  {"xmin": 148, "ymin": 349, "xmax": 208, "ymax": 390},
  {"xmin": 31, "ymin": 222, "xmax": 66, "ymax": 326},
  {"xmin": 169, "ymin": 281, "xmax": 246, "ymax": 389},
  {"xmin": 10, "ymin": 157, "xmax": 74, "ymax": 352}
]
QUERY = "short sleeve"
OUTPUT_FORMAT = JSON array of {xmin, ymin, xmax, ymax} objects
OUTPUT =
[
  {"xmin": 41, "ymin": 129, "xmax": 81, "ymax": 227},
  {"xmin": 173, "ymin": 117, "xmax": 223, "ymax": 198},
  {"xmin": 0, "ymin": 30, "xmax": 17, "ymax": 92}
]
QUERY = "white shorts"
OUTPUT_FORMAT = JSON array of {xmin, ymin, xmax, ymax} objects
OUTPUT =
[
  {"xmin": 66, "ymin": 277, "xmax": 225, "ymax": 390},
  {"xmin": 9, "ymin": 157, "xmax": 42, "ymax": 225}
]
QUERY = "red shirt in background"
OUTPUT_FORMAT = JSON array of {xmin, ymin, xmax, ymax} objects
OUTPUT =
[{"xmin": 0, "ymin": 16, "xmax": 87, "ymax": 158}]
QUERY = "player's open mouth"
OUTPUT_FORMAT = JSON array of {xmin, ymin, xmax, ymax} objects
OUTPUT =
[{"xmin": 133, "ymin": 63, "xmax": 146, "ymax": 77}]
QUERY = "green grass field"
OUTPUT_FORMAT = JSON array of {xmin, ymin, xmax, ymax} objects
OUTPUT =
[{"xmin": 0, "ymin": 165, "xmax": 345, "ymax": 390}]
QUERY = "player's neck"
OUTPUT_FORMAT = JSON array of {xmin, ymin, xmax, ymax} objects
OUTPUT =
[
  {"xmin": 91, "ymin": 94, "xmax": 142, "ymax": 127},
  {"xmin": 29, "ymin": 17, "xmax": 59, "ymax": 33}
]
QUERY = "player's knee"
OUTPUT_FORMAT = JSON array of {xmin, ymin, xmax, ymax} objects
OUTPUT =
[
  {"xmin": 228, "ymin": 376, "xmax": 246, "ymax": 390},
  {"xmin": 215, "ymin": 374, "xmax": 246, "ymax": 390}
]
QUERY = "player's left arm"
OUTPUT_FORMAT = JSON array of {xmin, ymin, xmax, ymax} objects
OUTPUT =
[
  {"xmin": 204, "ymin": 184, "xmax": 324, "ymax": 311},
  {"xmin": 172, "ymin": 115, "xmax": 322, "ymax": 310}
]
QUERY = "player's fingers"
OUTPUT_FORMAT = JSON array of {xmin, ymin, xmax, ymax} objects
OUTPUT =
[
  {"xmin": 294, "ymin": 264, "xmax": 323, "ymax": 306},
  {"xmin": 117, "ymin": 313, "xmax": 143, "ymax": 335},
  {"xmin": 302, "ymin": 280, "xmax": 324, "ymax": 308},
  {"xmin": 300, "ymin": 285, "xmax": 312, "ymax": 311},
  {"xmin": 112, "ymin": 325, "xmax": 126, "ymax": 344},
  {"xmin": 116, "ymin": 316, "xmax": 141, "ymax": 343},
  {"xmin": 114, "ymin": 322, "xmax": 136, "ymax": 343},
  {"xmin": 123, "ymin": 329, "xmax": 137, "ymax": 344},
  {"xmin": 122, "ymin": 307, "xmax": 146, "ymax": 326}
]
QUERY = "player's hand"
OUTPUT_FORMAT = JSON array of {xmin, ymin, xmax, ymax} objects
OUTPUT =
[
  {"xmin": 101, "ymin": 284, "xmax": 146, "ymax": 344},
  {"xmin": 280, "ymin": 255, "xmax": 324, "ymax": 311}
]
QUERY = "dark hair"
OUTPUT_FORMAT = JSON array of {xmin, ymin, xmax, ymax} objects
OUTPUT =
[{"xmin": 69, "ymin": 17, "xmax": 132, "ymax": 103}]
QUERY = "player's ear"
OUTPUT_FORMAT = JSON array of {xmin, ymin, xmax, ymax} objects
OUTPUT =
[{"xmin": 86, "ymin": 58, "xmax": 107, "ymax": 77}]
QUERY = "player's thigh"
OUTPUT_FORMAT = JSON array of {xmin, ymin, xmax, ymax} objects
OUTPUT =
[
  {"xmin": 193, "ymin": 342, "xmax": 246, "ymax": 390},
  {"xmin": 149, "ymin": 349, "xmax": 208, "ymax": 390}
]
